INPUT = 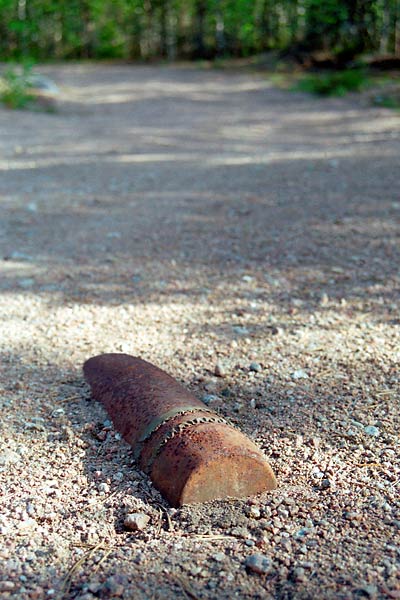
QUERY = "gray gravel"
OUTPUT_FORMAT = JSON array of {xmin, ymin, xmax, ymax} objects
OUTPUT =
[{"xmin": 0, "ymin": 63, "xmax": 399, "ymax": 599}]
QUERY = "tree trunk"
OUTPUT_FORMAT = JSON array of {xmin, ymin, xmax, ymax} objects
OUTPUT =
[
  {"xmin": 215, "ymin": 9, "xmax": 226, "ymax": 56},
  {"xmin": 159, "ymin": 0, "xmax": 168, "ymax": 57},
  {"xmin": 390, "ymin": 0, "xmax": 400, "ymax": 55},
  {"xmin": 194, "ymin": 0, "xmax": 207, "ymax": 58}
]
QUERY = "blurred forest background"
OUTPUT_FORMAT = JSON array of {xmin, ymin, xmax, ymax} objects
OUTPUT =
[{"xmin": 0, "ymin": 0, "xmax": 399, "ymax": 63}]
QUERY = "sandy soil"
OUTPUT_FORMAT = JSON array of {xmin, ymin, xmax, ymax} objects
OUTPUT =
[{"xmin": 0, "ymin": 63, "xmax": 399, "ymax": 600}]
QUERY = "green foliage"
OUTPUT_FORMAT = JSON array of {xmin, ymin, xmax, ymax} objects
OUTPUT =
[
  {"xmin": 295, "ymin": 69, "xmax": 369, "ymax": 97},
  {"xmin": 304, "ymin": 0, "xmax": 349, "ymax": 49},
  {"xmin": 373, "ymin": 93, "xmax": 400, "ymax": 109},
  {"xmin": 0, "ymin": 62, "xmax": 34, "ymax": 108},
  {"xmin": 0, "ymin": 0, "xmax": 398, "ymax": 61}
]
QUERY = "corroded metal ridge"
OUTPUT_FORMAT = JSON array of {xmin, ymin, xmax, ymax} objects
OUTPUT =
[
  {"xmin": 83, "ymin": 353, "xmax": 277, "ymax": 506},
  {"xmin": 133, "ymin": 405, "xmax": 220, "ymax": 460},
  {"xmin": 141, "ymin": 412, "xmax": 229, "ymax": 474}
]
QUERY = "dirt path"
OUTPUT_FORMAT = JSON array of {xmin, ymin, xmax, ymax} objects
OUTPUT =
[{"xmin": 0, "ymin": 64, "xmax": 399, "ymax": 599}]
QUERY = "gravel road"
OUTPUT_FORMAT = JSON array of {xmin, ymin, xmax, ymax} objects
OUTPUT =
[{"xmin": 0, "ymin": 63, "xmax": 399, "ymax": 599}]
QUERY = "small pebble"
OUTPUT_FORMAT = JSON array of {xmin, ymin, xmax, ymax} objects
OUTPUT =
[
  {"xmin": 320, "ymin": 293, "xmax": 329, "ymax": 306},
  {"xmin": 231, "ymin": 526, "xmax": 250, "ymax": 538},
  {"xmin": 249, "ymin": 362, "xmax": 261, "ymax": 372},
  {"xmin": 344, "ymin": 511, "xmax": 360, "ymax": 521},
  {"xmin": 233, "ymin": 326, "xmax": 249, "ymax": 335},
  {"xmin": 346, "ymin": 428, "xmax": 357, "ymax": 437},
  {"xmin": 87, "ymin": 582, "xmax": 102, "ymax": 594},
  {"xmin": 0, "ymin": 450, "xmax": 21, "ymax": 466},
  {"xmin": 269, "ymin": 326, "xmax": 281, "ymax": 335},
  {"xmin": 124, "ymin": 512, "xmax": 150, "ymax": 531},
  {"xmin": 212, "ymin": 552, "xmax": 225, "ymax": 562},
  {"xmin": 320, "ymin": 479, "xmax": 331, "ymax": 490},
  {"xmin": 214, "ymin": 363, "xmax": 226, "ymax": 377},
  {"xmin": 291, "ymin": 298, "xmax": 304, "ymax": 307},
  {"xmin": 294, "ymin": 528, "xmax": 310, "ymax": 539},
  {"xmin": 249, "ymin": 506, "xmax": 261, "ymax": 519},
  {"xmin": 0, "ymin": 582, "xmax": 15, "ymax": 592},
  {"xmin": 292, "ymin": 567, "xmax": 306, "ymax": 582},
  {"xmin": 357, "ymin": 584, "xmax": 378, "ymax": 598},
  {"xmin": 102, "ymin": 577, "xmax": 124, "ymax": 597},
  {"xmin": 204, "ymin": 380, "xmax": 218, "ymax": 393},
  {"xmin": 364, "ymin": 425, "xmax": 380, "ymax": 437},
  {"xmin": 51, "ymin": 408, "xmax": 65, "ymax": 418},
  {"xmin": 291, "ymin": 369, "xmax": 309, "ymax": 380},
  {"xmin": 28, "ymin": 587, "xmax": 44, "ymax": 599},
  {"xmin": 98, "ymin": 483, "xmax": 110, "ymax": 494},
  {"xmin": 245, "ymin": 554, "xmax": 272, "ymax": 575},
  {"xmin": 202, "ymin": 394, "xmax": 220, "ymax": 406},
  {"xmin": 18, "ymin": 518, "xmax": 36, "ymax": 531}
]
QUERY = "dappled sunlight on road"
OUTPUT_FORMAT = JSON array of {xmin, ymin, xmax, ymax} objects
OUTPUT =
[
  {"xmin": 0, "ymin": 63, "xmax": 398, "ymax": 366},
  {"xmin": 0, "ymin": 64, "xmax": 399, "ymax": 600},
  {"xmin": 0, "ymin": 145, "xmax": 398, "ymax": 173},
  {"xmin": 62, "ymin": 71, "xmax": 275, "ymax": 105}
]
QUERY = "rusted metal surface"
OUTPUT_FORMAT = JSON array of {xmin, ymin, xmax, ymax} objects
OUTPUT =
[{"xmin": 83, "ymin": 353, "xmax": 277, "ymax": 506}]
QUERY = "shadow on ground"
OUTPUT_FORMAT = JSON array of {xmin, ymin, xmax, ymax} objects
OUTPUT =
[
  {"xmin": 0, "ymin": 65, "xmax": 399, "ymax": 600},
  {"xmin": 0, "ymin": 64, "xmax": 399, "ymax": 319}
]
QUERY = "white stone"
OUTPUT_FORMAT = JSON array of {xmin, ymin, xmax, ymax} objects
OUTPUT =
[{"xmin": 124, "ymin": 513, "xmax": 150, "ymax": 531}]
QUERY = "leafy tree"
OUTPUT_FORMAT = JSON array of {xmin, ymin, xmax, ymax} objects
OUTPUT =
[{"xmin": 0, "ymin": 0, "xmax": 398, "ymax": 61}]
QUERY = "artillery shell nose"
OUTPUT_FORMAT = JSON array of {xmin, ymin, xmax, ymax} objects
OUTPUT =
[
  {"xmin": 83, "ymin": 353, "xmax": 277, "ymax": 506},
  {"xmin": 149, "ymin": 423, "xmax": 277, "ymax": 507}
]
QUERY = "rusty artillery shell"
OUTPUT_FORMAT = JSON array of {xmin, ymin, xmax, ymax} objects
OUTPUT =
[{"xmin": 83, "ymin": 353, "xmax": 277, "ymax": 506}]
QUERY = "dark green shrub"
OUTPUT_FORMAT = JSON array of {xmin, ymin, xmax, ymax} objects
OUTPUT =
[
  {"xmin": 0, "ymin": 63, "xmax": 34, "ymax": 109},
  {"xmin": 295, "ymin": 69, "xmax": 369, "ymax": 97},
  {"xmin": 373, "ymin": 93, "xmax": 400, "ymax": 109}
]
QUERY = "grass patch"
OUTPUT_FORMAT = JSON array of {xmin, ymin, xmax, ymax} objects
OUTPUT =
[
  {"xmin": 0, "ymin": 63, "xmax": 35, "ymax": 109},
  {"xmin": 372, "ymin": 92, "xmax": 400, "ymax": 109},
  {"xmin": 295, "ymin": 69, "xmax": 369, "ymax": 97}
]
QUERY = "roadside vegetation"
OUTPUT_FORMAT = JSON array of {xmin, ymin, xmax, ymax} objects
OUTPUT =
[
  {"xmin": 0, "ymin": 62, "xmax": 34, "ymax": 108},
  {"xmin": 0, "ymin": 1, "xmax": 398, "ymax": 63},
  {"xmin": 294, "ymin": 68, "xmax": 369, "ymax": 97},
  {"xmin": 292, "ymin": 67, "xmax": 400, "ymax": 107}
]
